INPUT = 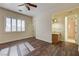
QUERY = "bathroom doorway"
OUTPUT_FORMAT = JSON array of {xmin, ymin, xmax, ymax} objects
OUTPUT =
[{"xmin": 65, "ymin": 15, "xmax": 77, "ymax": 43}]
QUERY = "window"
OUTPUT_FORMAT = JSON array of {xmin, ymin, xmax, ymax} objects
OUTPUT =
[
  {"xmin": 5, "ymin": 17, "xmax": 11, "ymax": 32},
  {"xmin": 12, "ymin": 18, "xmax": 16, "ymax": 32},
  {"xmin": 22, "ymin": 20, "xmax": 25, "ymax": 31},
  {"xmin": 17, "ymin": 19, "xmax": 21, "ymax": 31},
  {"xmin": 5, "ymin": 17, "xmax": 25, "ymax": 32}
]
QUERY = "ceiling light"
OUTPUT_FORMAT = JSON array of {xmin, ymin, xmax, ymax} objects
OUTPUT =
[{"xmin": 18, "ymin": 9, "xmax": 22, "ymax": 12}]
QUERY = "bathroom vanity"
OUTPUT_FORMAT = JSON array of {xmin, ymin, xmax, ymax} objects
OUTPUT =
[{"xmin": 52, "ymin": 33, "xmax": 61, "ymax": 44}]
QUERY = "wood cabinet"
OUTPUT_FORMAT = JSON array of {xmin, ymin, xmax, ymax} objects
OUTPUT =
[{"xmin": 52, "ymin": 33, "xmax": 61, "ymax": 44}]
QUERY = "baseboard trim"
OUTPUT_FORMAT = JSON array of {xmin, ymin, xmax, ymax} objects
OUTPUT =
[{"xmin": 0, "ymin": 37, "xmax": 35, "ymax": 45}]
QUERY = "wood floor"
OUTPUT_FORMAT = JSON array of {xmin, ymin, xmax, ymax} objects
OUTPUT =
[{"xmin": 0, "ymin": 37, "xmax": 79, "ymax": 56}]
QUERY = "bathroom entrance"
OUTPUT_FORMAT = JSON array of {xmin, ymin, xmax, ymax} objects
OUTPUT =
[{"xmin": 65, "ymin": 15, "xmax": 77, "ymax": 43}]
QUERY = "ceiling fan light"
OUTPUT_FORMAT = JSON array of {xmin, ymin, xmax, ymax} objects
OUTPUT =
[{"xmin": 18, "ymin": 9, "xmax": 22, "ymax": 12}]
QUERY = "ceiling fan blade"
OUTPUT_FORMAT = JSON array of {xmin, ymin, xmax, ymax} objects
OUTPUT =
[
  {"xmin": 25, "ymin": 5, "xmax": 30, "ymax": 10},
  {"xmin": 18, "ymin": 4, "xmax": 25, "ymax": 6},
  {"xmin": 26, "ymin": 3, "xmax": 37, "ymax": 8}
]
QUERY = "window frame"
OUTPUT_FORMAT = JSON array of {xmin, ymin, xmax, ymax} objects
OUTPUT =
[{"xmin": 5, "ymin": 17, "xmax": 25, "ymax": 32}]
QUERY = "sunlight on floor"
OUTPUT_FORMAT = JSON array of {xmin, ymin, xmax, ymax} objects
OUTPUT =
[{"xmin": 66, "ymin": 38, "xmax": 75, "ymax": 43}]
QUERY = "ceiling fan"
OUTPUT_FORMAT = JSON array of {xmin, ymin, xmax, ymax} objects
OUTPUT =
[{"xmin": 18, "ymin": 3, "xmax": 37, "ymax": 11}]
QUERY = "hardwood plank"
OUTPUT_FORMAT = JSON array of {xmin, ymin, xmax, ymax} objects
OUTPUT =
[{"xmin": 0, "ymin": 37, "xmax": 79, "ymax": 56}]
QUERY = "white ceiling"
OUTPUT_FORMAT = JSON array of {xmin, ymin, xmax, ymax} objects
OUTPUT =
[{"xmin": 0, "ymin": 3, "xmax": 79, "ymax": 16}]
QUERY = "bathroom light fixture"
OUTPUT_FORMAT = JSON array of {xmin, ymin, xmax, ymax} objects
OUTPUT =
[{"xmin": 52, "ymin": 18, "xmax": 57, "ymax": 23}]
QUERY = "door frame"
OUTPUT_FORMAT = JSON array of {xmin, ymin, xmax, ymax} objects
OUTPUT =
[
  {"xmin": 65, "ymin": 16, "xmax": 68, "ymax": 42},
  {"xmin": 65, "ymin": 15, "xmax": 77, "ymax": 43}
]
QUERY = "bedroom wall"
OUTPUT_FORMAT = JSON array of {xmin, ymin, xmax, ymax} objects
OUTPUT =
[
  {"xmin": 52, "ymin": 7, "xmax": 79, "ymax": 45},
  {"xmin": 33, "ymin": 13, "xmax": 52, "ymax": 43},
  {"xmin": 33, "ymin": 7, "xmax": 79, "ymax": 43},
  {"xmin": 0, "ymin": 8, "xmax": 34, "ymax": 43},
  {"xmin": 76, "ymin": 14, "xmax": 79, "ymax": 45}
]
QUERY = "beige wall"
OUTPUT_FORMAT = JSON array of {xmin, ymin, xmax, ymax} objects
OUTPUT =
[
  {"xmin": 0, "ymin": 8, "xmax": 34, "ymax": 43},
  {"xmin": 33, "ymin": 13, "xmax": 52, "ymax": 43},
  {"xmin": 77, "ymin": 15, "xmax": 79, "ymax": 45}
]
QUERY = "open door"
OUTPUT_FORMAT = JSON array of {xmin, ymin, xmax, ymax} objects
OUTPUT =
[{"xmin": 65, "ymin": 15, "xmax": 77, "ymax": 43}]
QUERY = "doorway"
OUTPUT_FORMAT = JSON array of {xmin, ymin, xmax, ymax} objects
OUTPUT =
[{"xmin": 65, "ymin": 15, "xmax": 77, "ymax": 43}]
